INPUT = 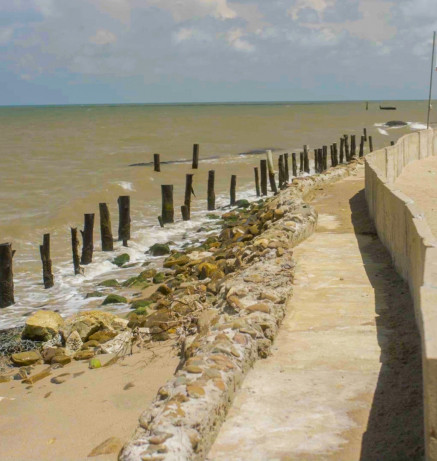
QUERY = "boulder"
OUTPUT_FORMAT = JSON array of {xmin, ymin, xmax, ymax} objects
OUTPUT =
[
  {"xmin": 85, "ymin": 291, "xmax": 105, "ymax": 299},
  {"xmin": 88, "ymin": 330, "xmax": 118, "ymax": 344},
  {"xmin": 112, "ymin": 253, "xmax": 130, "ymax": 267},
  {"xmin": 65, "ymin": 331, "xmax": 83, "ymax": 354},
  {"xmin": 148, "ymin": 243, "xmax": 170, "ymax": 256},
  {"xmin": 74, "ymin": 350, "xmax": 95, "ymax": 360},
  {"xmin": 153, "ymin": 272, "xmax": 166, "ymax": 284},
  {"xmin": 235, "ymin": 199, "xmax": 250, "ymax": 208},
  {"xmin": 98, "ymin": 279, "xmax": 120, "ymax": 288},
  {"xmin": 102, "ymin": 294, "xmax": 127, "ymax": 305},
  {"xmin": 64, "ymin": 311, "xmax": 117, "ymax": 341},
  {"xmin": 22, "ymin": 310, "xmax": 65, "ymax": 342},
  {"xmin": 197, "ymin": 262, "xmax": 219, "ymax": 280},
  {"xmin": 11, "ymin": 350, "xmax": 42, "ymax": 366},
  {"xmin": 163, "ymin": 255, "xmax": 190, "ymax": 268},
  {"xmin": 51, "ymin": 355, "xmax": 71, "ymax": 365}
]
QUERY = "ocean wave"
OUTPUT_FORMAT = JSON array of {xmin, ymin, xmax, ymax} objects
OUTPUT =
[
  {"xmin": 377, "ymin": 128, "xmax": 389, "ymax": 136},
  {"xmin": 116, "ymin": 181, "xmax": 135, "ymax": 191},
  {"xmin": 408, "ymin": 122, "xmax": 427, "ymax": 130}
]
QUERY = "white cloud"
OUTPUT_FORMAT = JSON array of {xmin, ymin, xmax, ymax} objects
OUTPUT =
[
  {"xmin": 288, "ymin": 0, "xmax": 335, "ymax": 21},
  {"xmin": 226, "ymin": 28, "xmax": 254, "ymax": 52},
  {"xmin": 0, "ymin": 26, "xmax": 14, "ymax": 45},
  {"xmin": 174, "ymin": 28, "xmax": 195, "ymax": 43},
  {"xmin": 89, "ymin": 29, "xmax": 117, "ymax": 45}
]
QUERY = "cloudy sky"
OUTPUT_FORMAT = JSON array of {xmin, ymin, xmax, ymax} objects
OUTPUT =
[{"xmin": 0, "ymin": 0, "xmax": 436, "ymax": 105}]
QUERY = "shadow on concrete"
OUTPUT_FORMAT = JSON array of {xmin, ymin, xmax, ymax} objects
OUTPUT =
[{"xmin": 349, "ymin": 190, "xmax": 424, "ymax": 461}]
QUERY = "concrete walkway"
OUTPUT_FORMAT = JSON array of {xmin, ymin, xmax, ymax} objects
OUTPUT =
[{"xmin": 208, "ymin": 169, "xmax": 424, "ymax": 460}]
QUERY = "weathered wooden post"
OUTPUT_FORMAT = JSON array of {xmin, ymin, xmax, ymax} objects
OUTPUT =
[
  {"xmin": 0, "ymin": 243, "xmax": 14, "ymax": 308},
  {"xmin": 299, "ymin": 152, "xmax": 304, "ymax": 173},
  {"xmin": 184, "ymin": 174, "xmax": 194, "ymax": 220},
  {"xmin": 304, "ymin": 145, "xmax": 310, "ymax": 173},
  {"xmin": 284, "ymin": 153, "xmax": 290, "ymax": 182},
  {"xmin": 322, "ymin": 146, "xmax": 328, "ymax": 171},
  {"xmin": 330, "ymin": 145, "xmax": 334, "ymax": 167},
  {"xmin": 359, "ymin": 136, "xmax": 365, "ymax": 157},
  {"xmin": 230, "ymin": 175, "xmax": 237, "ymax": 206},
  {"xmin": 118, "ymin": 196, "xmax": 130, "ymax": 247},
  {"xmin": 99, "ymin": 203, "xmax": 113, "ymax": 251},
  {"xmin": 71, "ymin": 228, "xmax": 83, "ymax": 275},
  {"xmin": 340, "ymin": 137, "xmax": 345, "ymax": 163},
  {"xmin": 292, "ymin": 153, "xmax": 297, "ymax": 177},
  {"xmin": 267, "ymin": 150, "xmax": 278, "ymax": 194},
  {"xmin": 344, "ymin": 135, "xmax": 350, "ymax": 161},
  {"xmin": 192, "ymin": 144, "xmax": 199, "ymax": 169},
  {"xmin": 40, "ymin": 234, "xmax": 54, "ymax": 289},
  {"xmin": 181, "ymin": 206, "xmax": 189, "ymax": 221},
  {"xmin": 363, "ymin": 128, "xmax": 367, "ymax": 141},
  {"xmin": 260, "ymin": 159, "xmax": 268, "ymax": 195},
  {"xmin": 158, "ymin": 216, "xmax": 164, "ymax": 228},
  {"xmin": 390, "ymin": 141, "xmax": 395, "ymax": 146},
  {"xmin": 254, "ymin": 167, "xmax": 261, "ymax": 197},
  {"xmin": 161, "ymin": 185, "xmax": 174, "ymax": 224},
  {"xmin": 208, "ymin": 170, "xmax": 215, "ymax": 210},
  {"xmin": 153, "ymin": 154, "xmax": 161, "ymax": 172},
  {"xmin": 333, "ymin": 142, "xmax": 338, "ymax": 166},
  {"xmin": 80, "ymin": 213, "xmax": 94, "ymax": 265},
  {"xmin": 369, "ymin": 136, "xmax": 373, "ymax": 153},
  {"xmin": 314, "ymin": 149, "xmax": 319, "ymax": 173},
  {"xmin": 350, "ymin": 135, "xmax": 356, "ymax": 158},
  {"xmin": 278, "ymin": 155, "xmax": 285, "ymax": 189}
]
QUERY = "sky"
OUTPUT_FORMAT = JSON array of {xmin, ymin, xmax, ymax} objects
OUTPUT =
[{"xmin": 0, "ymin": 0, "xmax": 436, "ymax": 105}]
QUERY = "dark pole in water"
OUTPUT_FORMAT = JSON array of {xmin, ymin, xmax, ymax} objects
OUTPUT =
[
  {"xmin": 363, "ymin": 128, "xmax": 367, "ymax": 141},
  {"xmin": 344, "ymin": 135, "xmax": 350, "ymax": 161},
  {"xmin": 322, "ymin": 146, "xmax": 328, "ymax": 171},
  {"xmin": 161, "ymin": 185, "xmax": 174, "ymax": 224},
  {"xmin": 254, "ymin": 167, "xmax": 261, "ymax": 197},
  {"xmin": 292, "ymin": 153, "xmax": 297, "ymax": 177},
  {"xmin": 153, "ymin": 154, "xmax": 161, "ymax": 172},
  {"xmin": 303, "ymin": 145, "xmax": 310, "ymax": 173},
  {"xmin": 330, "ymin": 145, "xmax": 334, "ymax": 167},
  {"xmin": 350, "ymin": 135, "xmax": 356, "ymax": 158},
  {"xmin": 267, "ymin": 151, "xmax": 278, "ymax": 194},
  {"xmin": 207, "ymin": 170, "xmax": 216, "ymax": 210},
  {"xmin": 40, "ymin": 233, "xmax": 54, "ymax": 289},
  {"xmin": 99, "ymin": 203, "xmax": 113, "ymax": 251},
  {"xmin": 284, "ymin": 153, "xmax": 290, "ymax": 182},
  {"xmin": 230, "ymin": 175, "xmax": 237, "ymax": 206},
  {"xmin": 278, "ymin": 155, "xmax": 285, "ymax": 189},
  {"xmin": 184, "ymin": 173, "xmax": 194, "ymax": 220},
  {"xmin": 366, "ymin": 101, "xmax": 369, "ymax": 111},
  {"xmin": 314, "ymin": 149, "xmax": 319, "ymax": 173},
  {"xmin": 71, "ymin": 228, "xmax": 83, "ymax": 275},
  {"xmin": 181, "ymin": 205, "xmax": 189, "ymax": 221},
  {"xmin": 192, "ymin": 144, "xmax": 199, "ymax": 169},
  {"xmin": 0, "ymin": 243, "xmax": 14, "ymax": 308},
  {"xmin": 333, "ymin": 143, "xmax": 338, "ymax": 166},
  {"xmin": 118, "ymin": 196, "xmax": 130, "ymax": 247},
  {"xmin": 260, "ymin": 159, "xmax": 268, "ymax": 195},
  {"xmin": 359, "ymin": 136, "xmax": 365, "ymax": 157},
  {"xmin": 158, "ymin": 216, "xmax": 164, "ymax": 228},
  {"xmin": 390, "ymin": 141, "xmax": 395, "ymax": 146},
  {"xmin": 299, "ymin": 152, "xmax": 304, "ymax": 173},
  {"xmin": 369, "ymin": 136, "xmax": 374, "ymax": 153},
  {"xmin": 80, "ymin": 213, "xmax": 94, "ymax": 265},
  {"xmin": 340, "ymin": 138, "xmax": 345, "ymax": 164},
  {"xmin": 427, "ymin": 31, "xmax": 436, "ymax": 129}
]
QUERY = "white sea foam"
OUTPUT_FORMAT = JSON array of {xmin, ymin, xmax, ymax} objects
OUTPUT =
[
  {"xmin": 408, "ymin": 122, "xmax": 427, "ymax": 130},
  {"xmin": 377, "ymin": 128, "xmax": 389, "ymax": 136},
  {"xmin": 116, "ymin": 181, "xmax": 135, "ymax": 191}
]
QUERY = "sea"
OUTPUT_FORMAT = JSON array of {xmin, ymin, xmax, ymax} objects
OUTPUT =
[{"xmin": 0, "ymin": 100, "xmax": 430, "ymax": 328}]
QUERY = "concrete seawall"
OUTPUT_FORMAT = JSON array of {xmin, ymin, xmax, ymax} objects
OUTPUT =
[{"xmin": 365, "ymin": 128, "xmax": 437, "ymax": 460}]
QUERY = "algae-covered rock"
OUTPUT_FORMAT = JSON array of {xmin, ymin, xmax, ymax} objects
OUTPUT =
[
  {"xmin": 11, "ymin": 350, "xmax": 42, "ymax": 366},
  {"xmin": 102, "ymin": 294, "xmax": 127, "ymax": 305},
  {"xmin": 235, "ymin": 199, "xmax": 250, "ymax": 208},
  {"xmin": 197, "ymin": 262, "xmax": 219, "ymax": 280},
  {"xmin": 74, "ymin": 350, "xmax": 95, "ymax": 360},
  {"xmin": 133, "ymin": 306, "xmax": 148, "ymax": 315},
  {"xmin": 64, "ymin": 311, "xmax": 117, "ymax": 341},
  {"xmin": 138, "ymin": 268, "xmax": 157, "ymax": 280},
  {"xmin": 157, "ymin": 284, "xmax": 172, "ymax": 295},
  {"xmin": 85, "ymin": 291, "xmax": 105, "ymax": 299},
  {"xmin": 98, "ymin": 279, "xmax": 120, "ymax": 288},
  {"xmin": 88, "ymin": 330, "xmax": 117, "ymax": 344},
  {"xmin": 112, "ymin": 253, "xmax": 130, "ymax": 267},
  {"xmin": 51, "ymin": 354, "xmax": 71, "ymax": 365},
  {"xmin": 89, "ymin": 358, "xmax": 102, "ymax": 369},
  {"xmin": 206, "ymin": 213, "xmax": 220, "ymax": 220},
  {"xmin": 148, "ymin": 243, "xmax": 170, "ymax": 256},
  {"xmin": 22, "ymin": 310, "xmax": 65, "ymax": 342},
  {"xmin": 130, "ymin": 299, "xmax": 153, "ymax": 310},
  {"xmin": 153, "ymin": 272, "xmax": 165, "ymax": 284},
  {"xmin": 163, "ymin": 255, "xmax": 190, "ymax": 268}
]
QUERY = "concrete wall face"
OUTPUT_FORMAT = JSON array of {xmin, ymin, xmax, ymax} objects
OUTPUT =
[{"xmin": 365, "ymin": 128, "xmax": 437, "ymax": 460}]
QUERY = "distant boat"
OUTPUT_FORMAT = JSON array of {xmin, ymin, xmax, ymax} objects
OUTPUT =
[{"xmin": 379, "ymin": 105, "xmax": 397, "ymax": 110}]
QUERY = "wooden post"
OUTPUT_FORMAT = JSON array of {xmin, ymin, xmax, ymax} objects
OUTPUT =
[
  {"xmin": 304, "ymin": 145, "xmax": 310, "ymax": 173},
  {"xmin": 330, "ymin": 145, "xmax": 334, "ymax": 167},
  {"xmin": 390, "ymin": 141, "xmax": 395, "ymax": 146},
  {"xmin": 40, "ymin": 234, "xmax": 54, "ymax": 289},
  {"xmin": 71, "ymin": 228, "xmax": 83, "ymax": 275},
  {"xmin": 118, "ymin": 196, "xmax": 130, "ymax": 246},
  {"xmin": 230, "ymin": 175, "xmax": 237, "ymax": 206},
  {"xmin": 99, "ymin": 203, "xmax": 113, "ymax": 251},
  {"xmin": 161, "ymin": 185, "xmax": 174, "ymax": 224},
  {"xmin": 363, "ymin": 128, "xmax": 367, "ymax": 141},
  {"xmin": 322, "ymin": 146, "xmax": 328, "ymax": 171},
  {"xmin": 254, "ymin": 167, "xmax": 261, "ymax": 197},
  {"xmin": 278, "ymin": 155, "xmax": 285, "ymax": 189},
  {"xmin": 184, "ymin": 174, "xmax": 194, "ymax": 220},
  {"xmin": 344, "ymin": 135, "xmax": 350, "ymax": 161},
  {"xmin": 192, "ymin": 144, "xmax": 199, "ymax": 169},
  {"xmin": 153, "ymin": 154, "xmax": 160, "ymax": 172},
  {"xmin": 350, "ymin": 135, "xmax": 356, "ymax": 158},
  {"xmin": 260, "ymin": 159, "xmax": 268, "ymax": 195},
  {"xmin": 80, "ymin": 213, "xmax": 94, "ymax": 265},
  {"xmin": 299, "ymin": 152, "xmax": 304, "ymax": 173},
  {"xmin": 267, "ymin": 150, "xmax": 278, "ymax": 194},
  {"xmin": 333, "ymin": 143, "xmax": 338, "ymax": 166},
  {"xmin": 284, "ymin": 153, "xmax": 290, "ymax": 182},
  {"xmin": 158, "ymin": 216, "xmax": 164, "ymax": 228},
  {"xmin": 359, "ymin": 136, "xmax": 365, "ymax": 157},
  {"xmin": 181, "ymin": 205, "xmax": 189, "ymax": 221},
  {"xmin": 340, "ymin": 137, "xmax": 345, "ymax": 164},
  {"xmin": 292, "ymin": 153, "xmax": 297, "ymax": 177},
  {"xmin": 369, "ymin": 136, "xmax": 373, "ymax": 153},
  {"xmin": 0, "ymin": 243, "xmax": 14, "ymax": 308},
  {"xmin": 314, "ymin": 149, "xmax": 318, "ymax": 173},
  {"xmin": 207, "ymin": 170, "xmax": 215, "ymax": 210}
]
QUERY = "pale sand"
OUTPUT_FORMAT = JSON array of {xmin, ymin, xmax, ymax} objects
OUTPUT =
[
  {"xmin": 0, "ymin": 342, "xmax": 179, "ymax": 461},
  {"xmin": 394, "ymin": 155, "xmax": 437, "ymax": 239}
]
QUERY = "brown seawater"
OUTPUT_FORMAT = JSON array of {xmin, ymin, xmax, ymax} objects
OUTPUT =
[{"xmin": 0, "ymin": 100, "xmax": 430, "ymax": 327}]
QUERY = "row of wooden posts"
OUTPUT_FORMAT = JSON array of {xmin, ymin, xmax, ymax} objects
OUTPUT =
[{"xmin": 0, "ymin": 130, "xmax": 375, "ymax": 309}]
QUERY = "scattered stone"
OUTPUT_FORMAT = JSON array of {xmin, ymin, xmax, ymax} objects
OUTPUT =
[
  {"xmin": 186, "ymin": 365, "xmax": 202, "ymax": 374},
  {"xmin": 112, "ymin": 253, "xmax": 130, "ymax": 267},
  {"xmin": 74, "ymin": 350, "xmax": 95, "ymax": 361},
  {"xmin": 82, "ymin": 340, "xmax": 100, "ymax": 349},
  {"xmin": 51, "ymin": 376, "xmax": 67, "ymax": 385},
  {"xmin": 246, "ymin": 303, "xmax": 270, "ymax": 313},
  {"xmin": 22, "ymin": 367, "xmax": 51, "ymax": 384},
  {"xmin": 22, "ymin": 310, "xmax": 65, "ymax": 342},
  {"xmin": 98, "ymin": 279, "xmax": 120, "ymax": 288},
  {"xmin": 235, "ymin": 199, "xmax": 250, "ymax": 208},
  {"xmin": 153, "ymin": 272, "xmax": 166, "ymax": 284},
  {"xmin": 65, "ymin": 331, "xmax": 83, "ymax": 353},
  {"xmin": 102, "ymin": 294, "xmax": 127, "ymax": 305},
  {"xmin": 89, "ymin": 358, "xmax": 102, "ymax": 369},
  {"xmin": 11, "ymin": 350, "xmax": 41, "ymax": 366},
  {"xmin": 88, "ymin": 330, "xmax": 117, "ymax": 344},
  {"xmin": 157, "ymin": 284, "xmax": 172, "ymax": 295},
  {"xmin": 85, "ymin": 291, "xmax": 105, "ymax": 299},
  {"xmin": 88, "ymin": 437, "xmax": 123, "ymax": 457},
  {"xmin": 148, "ymin": 243, "xmax": 170, "ymax": 256},
  {"xmin": 187, "ymin": 384, "xmax": 205, "ymax": 398},
  {"xmin": 51, "ymin": 355, "xmax": 72, "ymax": 366}
]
